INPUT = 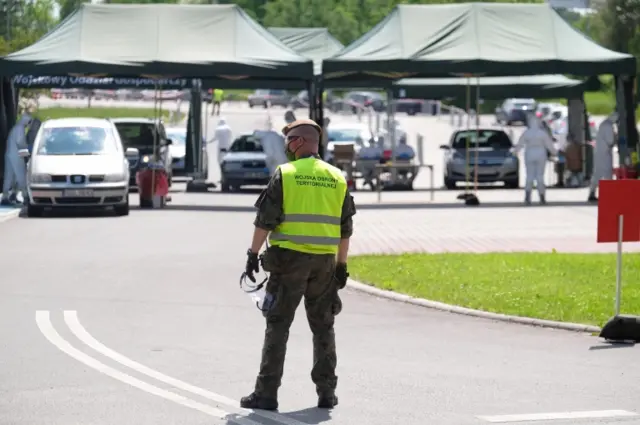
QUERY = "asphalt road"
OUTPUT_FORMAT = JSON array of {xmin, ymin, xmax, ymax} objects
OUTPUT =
[
  {"xmin": 4, "ymin": 100, "xmax": 638, "ymax": 424},
  {"xmin": 1, "ymin": 192, "xmax": 640, "ymax": 425}
]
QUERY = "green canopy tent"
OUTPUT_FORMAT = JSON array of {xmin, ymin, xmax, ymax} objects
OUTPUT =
[
  {"xmin": 0, "ymin": 4, "xmax": 313, "ymax": 80},
  {"xmin": 200, "ymin": 27, "xmax": 345, "ymax": 90},
  {"xmin": 322, "ymin": 3, "xmax": 635, "ymax": 82},
  {"xmin": 268, "ymin": 27, "xmax": 344, "ymax": 77},
  {"xmin": 0, "ymin": 4, "xmax": 315, "ymax": 187},
  {"xmin": 392, "ymin": 75, "xmax": 589, "ymax": 99}
]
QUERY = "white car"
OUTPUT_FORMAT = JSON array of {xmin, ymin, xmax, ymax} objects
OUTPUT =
[
  {"xmin": 22, "ymin": 118, "xmax": 135, "ymax": 217},
  {"xmin": 325, "ymin": 123, "xmax": 375, "ymax": 164},
  {"xmin": 165, "ymin": 126, "xmax": 209, "ymax": 177},
  {"xmin": 547, "ymin": 105, "xmax": 569, "ymax": 130}
]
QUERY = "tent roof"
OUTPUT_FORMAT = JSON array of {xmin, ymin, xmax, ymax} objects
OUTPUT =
[
  {"xmin": 268, "ymin": 27, "xmax": 344, "ymax": 75},
  {"xmin": 393, "ymin": 74, "xmax": 588, "ymax": 99},
  {"xmin": 0, "ymin": 4, "xmax": 313, "ymax": 80},
  {"xmin": 323, "ymin": 3, "xmax": 635, "ymax": 84}
]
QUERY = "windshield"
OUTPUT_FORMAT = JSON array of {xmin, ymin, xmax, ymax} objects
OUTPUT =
[
  {"xmin": 513, "ymin": 102, "xmax": 535, "ymax": 110},
  {"xmin": 115, "ymin": 123, "xmax": 161, "ymax": 148},
  {"xmin": 36, "ymin": 126, "xmax": 115, "ymax": 156},
  {"xmin": 166, "ymin": 131, "xmax": 186, "ymax": 145},
  {"xmin": 452, "ymin": 130, "xmax": 512, "ymax": 150},
  {"xmin": 328, "ymin": 129, "xmax": 367, "ymax": 143},
  {"xmin": 229, "ymin": 135, "xmax": 263, "ymax": 152}
]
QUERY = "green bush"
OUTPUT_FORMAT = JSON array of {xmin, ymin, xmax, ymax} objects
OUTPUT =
[{"xmin": 34, "ymin": 107, "xmax": 183, "ymax": 122}]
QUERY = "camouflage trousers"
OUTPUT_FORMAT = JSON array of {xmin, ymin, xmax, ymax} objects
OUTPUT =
[{"xmin": 254, "ymin": 246, "xmax": 341, "ymax": 399}]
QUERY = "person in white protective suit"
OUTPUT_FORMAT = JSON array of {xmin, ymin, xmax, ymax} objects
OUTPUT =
[
  {"xmin": 512, "ymin": 113, "xmax": 557, "ymax": 205},
  {"xmin": 588, "ymin": 112, "xmax": 618, "ymax": 202},
  {"xmin": 1, "ymin": 113, "xmax": 32, "ymax": 206},
  {"xmin": 209, "ymin": 117, "xmax": 233, "ymax": 165},
  {"xmin": 253, "ymin": 130, "xmax": 287, "ymax": 175}
]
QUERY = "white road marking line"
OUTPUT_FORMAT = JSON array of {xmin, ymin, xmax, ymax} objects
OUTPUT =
[
  {"xmin": 36, "ymin": 311, "xmax": 262, "ymax": 425},
  {"xmin": 477, "ymin": 410, "xmax": 639, "ymax": 423},
  {"xmin": 64, "ymin": 310, "xmax": 307, "ymax": 425}
]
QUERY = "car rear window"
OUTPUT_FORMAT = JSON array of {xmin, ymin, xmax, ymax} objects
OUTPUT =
[
  {"xmin": 229, "ymin": 135, "xmax": 263, "ymax": 152},
  {"xmin": 452, "ymin": 130, "xmax": 512, "ymax": 150},
  {"xmin": 513, "ymin": 102, "xmax": 535, "ymax": 109},
  {"xmin": 115, "ymin": 123, "xmax": 159, "ymax": 148}
]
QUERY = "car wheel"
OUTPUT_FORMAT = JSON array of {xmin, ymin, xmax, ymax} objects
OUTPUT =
[
  {"xmin": 444, "ymin": 177, "xmax": 456, "ymax": 190},
  {"xmin": 408, "ymin": 108, "xmax": 417, "ymax": 116},
  {"xmin": 505, "ymin": 178, "xmax": 519, "ymax": 189},
  {"xmin": 26, "ymin": 203, "xmax": 44, "ymax": 217},
  {"xmin": 506, "ymin": 120, "xmax": 513, "ymax": 126},
  {"xmin": 221, "ymin": 183, "xmax": 231, "ymax": 193},
  {"xmin": 248, "ymin": 103, "xmax": 254, "ymax": 108},
  {"xmin": 114, "ymin": 197, "xmax": 130, "ymax": 216},
  {"xmin": 263, "ymin": 102, "xmax": 268, "ymax": 109}
]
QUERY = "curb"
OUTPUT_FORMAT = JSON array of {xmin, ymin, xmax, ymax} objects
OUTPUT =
[
  {"xmin": 0, "ymin": 208, "xmax": 21, "ymax": 223},
  {"xmin": 346, "ymin": 278, "xmax": 602, "ymax": 334}
]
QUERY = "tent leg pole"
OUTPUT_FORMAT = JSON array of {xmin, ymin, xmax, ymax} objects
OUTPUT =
[{"xmin": 615, "ymin": 215, "xmax": 623, "ymax": 316}]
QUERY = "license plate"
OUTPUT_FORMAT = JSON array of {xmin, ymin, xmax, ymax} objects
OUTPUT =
[
  {"xmin": 246, "ymin": 172, "xmax": 264, "ymax": 178},
  {"xmin": 64, "ymin": 189, "xmax": 94, "ymax": 197}
]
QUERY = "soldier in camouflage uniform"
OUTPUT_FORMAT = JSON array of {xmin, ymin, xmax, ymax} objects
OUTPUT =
[{"xmin": 241, "ymin": 119, "xmax": 356, "ymax": 411}]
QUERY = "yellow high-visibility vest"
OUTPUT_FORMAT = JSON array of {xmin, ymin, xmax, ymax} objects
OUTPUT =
[
  {"xmin": 269, "ymin": 157, "xmax": 347, "ymax": 254},
  {"xmin": 214, "ymin": 89, "xmax": 223, "ymax": 102}
]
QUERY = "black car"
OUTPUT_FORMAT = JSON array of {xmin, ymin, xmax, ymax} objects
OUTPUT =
[
  {"xmin": 112, "ymin": 118, "xmax": 174, "ymax": 189},
  {"xmin": 342, "ymin": 91, "xmax": 386, "ymax": 113},
  {"xmin": 495, "ymin": 98, "xmax": 537, "ymax": 126},
  {"xmin": 395, "ymin": 99, "xmax": 425, "ymax": 116}
]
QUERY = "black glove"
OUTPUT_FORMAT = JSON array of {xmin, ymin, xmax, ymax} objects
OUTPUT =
[
  {"xmin": 333, "ymin": 263, "xmax": 349, "ymax": 290},
  {"xmin": 245, "ymin": 249, "xmax": 260, "ymax": 283}
]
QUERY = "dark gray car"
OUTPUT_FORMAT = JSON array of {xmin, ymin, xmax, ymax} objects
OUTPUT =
[
  {"xmin": 441, "ymin": 128, "xmax": 519, "ymax": 189},
  {"xmin": 219, "ymin": 134, "xmax": 271, "ymax": 192},
  {"xmin": 247, "ymin": 89, "xmax": 291, "ymax": 108}
]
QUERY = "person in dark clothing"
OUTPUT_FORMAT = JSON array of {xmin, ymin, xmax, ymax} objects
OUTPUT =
[{"xmin": 241, "ymin": 119, "xmax": 356, "ymax": 411}]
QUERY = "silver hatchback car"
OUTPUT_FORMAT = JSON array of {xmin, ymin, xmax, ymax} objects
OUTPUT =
[
  {"xmin": 23, "ymin": 118, "xmax": 133, "ymax": 217},
  {"xmin": 441, "ymin": 128, "xmax": 519, "ymax": 189}
]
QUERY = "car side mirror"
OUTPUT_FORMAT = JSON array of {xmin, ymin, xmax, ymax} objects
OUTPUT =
[
  {"xmin": 439, "ymin": 144, "xmax": 450, "ymax": 150},
  {"xmin": 125, "ymin": 147, "xmax": 140, "ymax": 158},
  {"xmin": 18, "ymin": 148, "xmax": 30, "ymax": 158}
]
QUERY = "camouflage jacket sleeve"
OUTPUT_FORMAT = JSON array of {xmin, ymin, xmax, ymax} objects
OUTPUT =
[
  {"xmin": 340, "ymin": 189, "xmax": 356, "ymax": 238},
  {"xmin": 253, "ymin": 169, "xmax": 284, "ymax": 231}
]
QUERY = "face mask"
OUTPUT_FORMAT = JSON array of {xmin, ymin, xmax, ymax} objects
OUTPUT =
[{"xmin": 284, "ymin": 136, "xmax": 302, "ymax": 162}]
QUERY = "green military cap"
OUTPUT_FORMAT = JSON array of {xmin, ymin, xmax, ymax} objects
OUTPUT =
[{"xmin": 281, "ymin": 118, "xmax": 323, "ymax": 137}]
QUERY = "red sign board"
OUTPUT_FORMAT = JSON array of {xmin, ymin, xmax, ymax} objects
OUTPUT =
[{"xmin": 597, "ymin": 180, "xmax": 640, "ymax": 243}]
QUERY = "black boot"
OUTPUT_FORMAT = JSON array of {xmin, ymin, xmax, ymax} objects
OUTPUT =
[
  {"xmin": 524, "ymin": 191, "xmax": 531, "ymax": 205},
  {"xmin": 240, "ymin": 392, "xmax": 278, "ymax": 411},
  {"xmin": 588, "ymin": 192, "xmax": 598, "ymax": 203},
  {"xmin": 317, "ymin": 393, "xmax": 339, "ymax": 409},
  {"xmin": 539, "ymin": 194, "xmax": 546, "ymax": 205}
]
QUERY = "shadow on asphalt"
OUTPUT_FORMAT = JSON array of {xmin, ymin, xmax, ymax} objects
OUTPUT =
[
  {"xmin": 355, "ymin": 200, "xmax": 594, "ymax": 210},
  {"xmin": 282, "ymin": 407, "xmax": 332, "ymax": 424},
  {"xmin": 223, "ymin": 408, "xmax": 332, "ymax": 425},
  {"xmin": 163, "ymin": 204, "xmax": 256, "ymax": 213},
  {"xmin": 589, "ymin": 342, "xmax": 636, "ymax": 351}
]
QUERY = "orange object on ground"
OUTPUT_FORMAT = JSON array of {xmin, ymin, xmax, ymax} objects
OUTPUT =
[{"xmin": 136, "ymin": 168, "xmax": 169, "ymax": 200}]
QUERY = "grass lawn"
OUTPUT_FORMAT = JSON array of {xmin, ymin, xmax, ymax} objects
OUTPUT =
[
  {"xmin": 34, "ymin": 107, "xmax": 184, "ymax": 122},
  {"xmin": 349, "ymin": 253, "xmax": 640, "ymax": 327}
]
